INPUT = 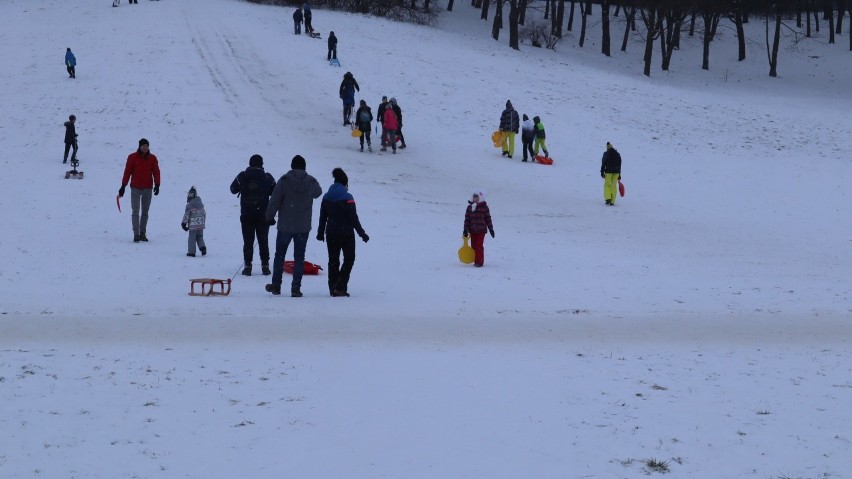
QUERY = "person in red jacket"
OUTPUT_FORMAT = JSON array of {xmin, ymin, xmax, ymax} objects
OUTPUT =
[
  {"xmin": 463, "ymin": 191, "xmax": 495, "ymax": 267},
  {"xmin": 118, "ymin": 138, "xmax": 161, "ymax": 243},
  {"xmin": 380, "ymin": 105, "xmax": 398, "ymax": 154}
]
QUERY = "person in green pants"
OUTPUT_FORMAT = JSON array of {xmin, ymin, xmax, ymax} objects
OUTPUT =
[
  {"xmin": 600, "ymin": 142, "xmax": 622, "ymax": 206},
  {"xmin": 533, "ymin": 116, "xmax": 549, "ymax": 158}
]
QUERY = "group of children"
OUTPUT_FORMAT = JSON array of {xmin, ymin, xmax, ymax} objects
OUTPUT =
[{"xmin": 498, "ymin": 100, "xmax": 549, "ymax": 162}]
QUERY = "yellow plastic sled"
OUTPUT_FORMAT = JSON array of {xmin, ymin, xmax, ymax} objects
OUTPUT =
[
  {"xmin": 351, "ymin": 129, "xmax": 362, "ymax": 137},
  {"xmin": 458, "ymin": 236, "xmax": 475, "ymax": 264},
  {"xmin": 491, "ymin": 130, "xmax": 504, "ymax": 148}
]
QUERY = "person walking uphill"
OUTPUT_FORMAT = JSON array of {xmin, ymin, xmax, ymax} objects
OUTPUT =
[
  {"xmin": 463, "ymin": 191, "xmax": 495, "ymax": 267},
  {"xmin": 600, "ymin": 142, "xmax": 622, "ymax": 206},
  {"xmin": 521, "ymin": 113, "xmax": 535, "ymax": 162},
  {"xmin": 355, "ymin": 100, "xmax": 373, "ymax": 152},
  {"xmin": 389, "ymin": 97, "xmax": 407, "ymax": 149},
  {"xmin": 327, "ymin": 31, "xmax": 337, "ymax": 61},
  {"xmin": 499, "ymin": 100, "xmax": 519, "ymax": 158},
  {"xmin": 316, "ymin": 168, "xmax": 369, "ymax": 297},
  {"xmin": 231, "ymin": 154, "xmax": 276, "ymax": 276},
  {"xmin": 381, "ymin": 102, "xmax": 399, "ymax": 154},
  {"xmin": 65, "ymin": 48, "xmax": 76, "ymax": 78},
  {"xmin": 265, "ymin": 155, "xmax": 322, "ymax": 297},
  {"xmin": 118, "ymin": 138, "xmax": 161, "ymax": 243},
  {"xmin": 533, "ymin": 115, "xmax": 549, "ymax": 158},
  {"xmin": 303, "ymin": 3, "xmax": 314, "ymax": 35},
  {"xmin": 63, "ymin": 115, "xmax": 78, "ymax": 164},
  {"xmin": 339, "ymin": 71, "xmax": 359, "ymax": 125},
  {"xmin": 292, "ymin": 6, "xmax": 303, "ymax": 35},
  {"xmin": 181, "ymin": 186, "xmax": 207, "ymax": 257}
]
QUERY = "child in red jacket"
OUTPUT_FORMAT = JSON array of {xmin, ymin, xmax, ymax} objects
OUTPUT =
[{"xmin": 463, "ymin": 191, "xmax": 494, "ymax": 267}]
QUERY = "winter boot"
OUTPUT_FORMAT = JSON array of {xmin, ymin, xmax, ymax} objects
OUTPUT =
[
  {"xmin": 261, "ymin": 263, "xmax": 271, "ymax": 275},
  {"xmin": 242, "ymin": 264, "xmax": 252, "ymax": 276},
  {"xmin": 139, "ymin": 233, "xmax": 148, "ymax": 242},
  {"xmin": 291, "ymin": 288, "xmax": 303, "ymax": 298},
  {"xmin": 200, "ymin": 246, "xmax": 207, "ymax": 256},
  {"xmin": 133, "ymin": 234, "xmax": 141, "ymax": 243},
  {"xmin": 265, "ymin": 283, "xmax": 281, "ymax": 295}
]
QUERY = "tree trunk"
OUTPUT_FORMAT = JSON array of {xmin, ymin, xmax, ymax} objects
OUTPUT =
[
  {"xmin": 621, "ymin": 6, "xmax": 636, "ymax": 52},
  {"xmin": 733, "ymin": 2, "xmax": 746, "ymax": 61},
  {"xmin": 447, "ymin": 0, "xmax": 454, "ymax": 11},
  {"xmin": 568, "ymin": 1, "xmax": 576, "ymax": 31},
  {"xmin": 579, "ymin": 1, "xmax": 588, "ymax": 47},
  {"xmin": 642, "ymin": 8, "xmax": 658, "ymax": 77},
  {"xmin": 702, "ymin": 12, "xmax": 720, "ymax": 70},
  {"xmin": 601, "ymin": 0, "xmax": 611, "ymax": 56},
  {"xmin": 826, "ymin": 0, "xmax": 835, "ymax": 43},
  {"xmin": 767, "ymin": 10, "xmax": 782, "ymax": 77},
  {"xmin": 556, "ymin": 0, "xmax": 565, "ymax": 37},
  {"xmin": 837, "ymin": 0, "xmax": 846, "ymax": 34},
  {"xmin": 550, "ymin": 0, "xmax": 558, "ymax": 35},
  {"xmin": 509, "ymin": 0, "xmax": 520, "ymax": 49},
  {"xmin": 492, "ymin": 0, "xmax": 503, "ymax": 40},
  {"xmin": 481, "ymin": 0, "xmax": 490, "ymax": 20},
  {"xmin": 689, "ymin": 12, "xmax": 696, "ymax": 36}
]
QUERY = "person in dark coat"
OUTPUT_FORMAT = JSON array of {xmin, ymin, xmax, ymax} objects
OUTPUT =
[
  {"xmin": 600, "ymin": 142, "xmax": 623, "ymax": 206},
  {"xmin": 316, "ymin": 168, "xmax": 369, "ymax": 297},
  {"xmin": 303, "ymin": 3, "xmax": 314, "ymax": 35},
  {"xmin": 293, "ymin": 7, "xmax": 303, "ymax": 35},
  {"xmin": 354, "ymin": 100, "xmax": 373, "ymax": 152},
  {"xmin": 389, "ymin": 97, "xmax": 407, "ymax": 149},
  {"xmin": 65, "ymin": 48, "xmax": 76, "ymax": 78},
  {"xmin": 520, "ymin": 113, "xmax": 535, "ymax": 162},
  {"xmin": 327, "ymin": 31, "xmax": 337, "ymax": 60},
  {"xmin": 463, "ymin": 191, "xmax": 495, "ymax": 267},
  {"xmin": 265, "ymin": 155, "xmax": 322, "ymax": 297},
  {"xmin": 63, "ymin": 114, "xmax": 78, "ymax": 164},
  {"xmin": 499, "ymin": 100, "xmax": 520, "ymax": 158},
  {"xmin": 230, "ymin": 154, "xmax": 277, "ymax": 275},
  {"xmin": 339, "ymin": 71, "xmax": 360, "ymax": 126},
  {"xmin": 377, "ymin": 96, "xmax": 389, "ymax": 147}
]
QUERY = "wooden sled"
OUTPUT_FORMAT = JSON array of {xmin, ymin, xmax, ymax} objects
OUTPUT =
[{"xmin": 189, "ymin": 278, "xmax": 232, "ymax": 296}]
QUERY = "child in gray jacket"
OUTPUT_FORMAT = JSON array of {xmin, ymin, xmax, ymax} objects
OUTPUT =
[{"xmin": 181, "ymin": 186, "xmax": 207, "ymax": 257}]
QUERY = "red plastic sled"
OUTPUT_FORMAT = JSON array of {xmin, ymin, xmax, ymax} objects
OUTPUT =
[
  {"xmin": 534, "ymin": 155, "xmax": 554, "ymax": 165},
  {"xmin": 283, "ymin": 260, "xmax": 323, "ymax": 275},
  {"xmin": 618, "ymin": 180, "xmax": 625, "ymax": 197}
]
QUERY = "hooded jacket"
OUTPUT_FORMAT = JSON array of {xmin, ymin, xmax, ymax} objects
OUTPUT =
[
  {"xmin": 65, "ymin": 50, "xmax": 76, "ymax": 67},
  {"xmin": 121, "ymin": 149, "xmax": 160, "ymax": 190},
  {"xmin": 339, "ymin": 73, "xmax": 359, "ymax": 105},
  {"xmin": 266, "ymin": 169, "xmax": 322, "ymax": 233},
  {"xmin": 500, "ymin": 101, "xmax": 519, "ymax": 133},
  {"xmin": 600, "ymin": 147, "xmax": 622, "ymax": 175},
  {"xmin": 521, "ymin": 118, "xmax": 535, "ymax": 142},
  {"xmin": 382, "ymin": 107, "xmax": 399, "ymax": 130},
  {"xmin": 293, "ymin": 8, "xmax": 303, "ymax": 22},
  {"xmin": 182, "ymin": 196, "xmax": 206, "ymax": 231},
  {"xmin": 317, "ymin": 182, "xmax": 367, "ymax": 239},
  {"xmin": 64, "ymin": 121, "xmax": 77, "ymax": 144},
  {"xmin": 230, "ymin": 166, "xmax": 276, "ymax": 218},
  {"xmin": 355, "ymin": 105, "xmax": 373, "ymax": 132}
]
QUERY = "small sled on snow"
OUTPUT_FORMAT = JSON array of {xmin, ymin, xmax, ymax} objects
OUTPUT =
[
  {"xmin": 619, "ymin": 180, "xmax": 625, "ymax": 197},
  {"xmin": 189, "ymin": 278, "xmax": 232, "ymax": 296},
  {"xmin": 458, "ymin": 236, "xmax": 475, "ymax": 264},
  {"xmin": 329, "ymin": 58, "xmax": 341, "ymax": 67},
  {"xmin": 533, "ymin": 155, "xmax": 554, "ymax": 165},
  {"xmin": 64, "ymin": 159, "xmax": 84, "ymax": 179},
  {"xmin": 307, "ymin": 31, "xmax": 322, "ymax": 39},
  {"xmin": 351, "ymin": 128, "xmax": 362, "ymax": 137},
  {"xmin": 284, "ymin": 260, "xmax": 323, "ymax": 275}
]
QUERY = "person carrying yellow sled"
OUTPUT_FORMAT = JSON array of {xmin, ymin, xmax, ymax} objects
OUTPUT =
[{"xmin": 499, "ymin": 100, "xmax": 520, "ymax": 159}]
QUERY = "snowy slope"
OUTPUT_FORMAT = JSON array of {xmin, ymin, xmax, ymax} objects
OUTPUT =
[{"xmin": 1, "ymin": 0, "xmax": 851, "ymax": 477}]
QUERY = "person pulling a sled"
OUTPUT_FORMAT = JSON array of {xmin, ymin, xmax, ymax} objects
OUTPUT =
[
  {"xmin": 533, "ymin": 115, "xmax": 549, "ymax": 159},
  {"xmin": 600, "ymin": 142, "xmax": 622, "ymax": 206},
  {"xmin": 63, "ymin": 114, "xmax": 78, "ymax": 164}
]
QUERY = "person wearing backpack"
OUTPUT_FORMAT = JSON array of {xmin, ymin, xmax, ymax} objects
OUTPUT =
[
  {"xmin": 355, "ymin": 100, "xmax": 373, "ymax": 152},
  {"xmin": 339, "ymin": 72, "xmax": 360, "ymax": 126},
  {"xmin": 520, "ymin": 114, "xmax": 535, "ymax": 162},
  {"xmin": 230, "ymin": 154, "xmax": 277, "ymax": 275},
  {"xmin": 600, "ymin": 142, "xmax": 622, "ymax": 206}
]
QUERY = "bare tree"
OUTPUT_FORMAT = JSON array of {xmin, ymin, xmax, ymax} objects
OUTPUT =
[
  {"xmin": 509, "ymin": 0, "xmax": 521, "ymax": 49},
  {"xmin": 766, "ymin": 4, "xmax": 783, "ymax": 77},
  {"xmin": 601, "ymin": 0, "xmax": 612, "ymax": 56},
  {"xmin": 578, "ymin": 0, "xmax": 589, "ymax": 47},
  {"xmin": 621, "ymin": 1, "xmax": 638, "ymax": 52},
  {"xmin": 702, "ymin": 9, "xmax": 722, "ymax": 69},
  {"xmin": 492, "ymin": 0, "xmax": 504, "ymax": 40},
  {"xmin": 640, "ymin": 7, "xmax": 663, "ymax": 76}
]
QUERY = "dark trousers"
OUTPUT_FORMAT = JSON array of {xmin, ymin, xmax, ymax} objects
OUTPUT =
[
  {"xmin": 326, "ymin": 235, "xmax": 356, "ymax": 295},
  {"xmin": 305, "ymin": 15, "xmax": 313, "ymax": 33},
  {"xmin": 343, "ymin": 104, "xmax": 353, "ymax": 124},
  {"xmin": 66, "ymin": 66, "xmax": 75, "ymax": 78},
  {"xmin": 396, "ymin": 127, "xmax": 406, "ymax": 147},
  {"xmin": 359, "ymin": 130, "xmax": 371, "ymax": 149},
  {"xmin": 64, "ymin": 141, "xmax": 78, "ymax": 161},
  {"xmin": 294, "ymin": 20, "xmax": 301, "ymax": 34},
  {"xmin": 240, "ymin": 215, "xmax": 270, "ymax": 266},
  {"xmin": 271, "ymin": 231, "xmax": 308, "ymax": 291},
  {"xmin": 522, "ymin": 138, "xmax": 534, "ymax": 160},
  {"xmin": 327, "ymin": 47, "xmax": 337, "ymax": 60}
]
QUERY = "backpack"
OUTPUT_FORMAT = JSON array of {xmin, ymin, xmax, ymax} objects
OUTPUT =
[
  {"xmin": 358, "ymin": 109, "xmax": 371, "ymax": 124},
  {"xmin": 241, "ymin": 175, "xmax": 265, "ymax": 211}
]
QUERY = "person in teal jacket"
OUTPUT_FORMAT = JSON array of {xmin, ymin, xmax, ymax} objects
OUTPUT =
[
  {"xmin": 64, "ymin": 48, "xmax": 76, "ymax": 78},
  {"xmin": 533, "ymin": 116, "xmax": 549, "ymax": 158}
]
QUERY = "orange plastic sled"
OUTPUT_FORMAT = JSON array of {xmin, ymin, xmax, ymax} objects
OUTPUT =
[
  {"xmin": 491, "ymin": 130, "xmax": 505, "ymax": 148},
  {"xmin": 534, "ymin": 155, "xmax": 554, "ymax": 165},
  {"xmin": 284, "ymin": 260, "xmax": 323, "ymax": 275}
]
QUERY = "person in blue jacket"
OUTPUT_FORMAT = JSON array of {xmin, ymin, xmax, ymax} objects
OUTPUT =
[
  {"xmin": 339, "ymin": 71, "xmax": 360, "ymax": 126},
  {"xmin": 316, "ymin": 168, "xmax": 369, "ymax": 297},
  {"xmin": 327, "ymin": 31, "xmax": 337, "ymax": 61},
  {"xmin": 65, "ymin": 48, "xmax": 76, "ymax": 78}
]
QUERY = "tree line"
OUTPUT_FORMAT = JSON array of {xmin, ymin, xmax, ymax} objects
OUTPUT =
[{"xmin": 246, "ymin": 0, "xmax": 850, "ymax": 77}]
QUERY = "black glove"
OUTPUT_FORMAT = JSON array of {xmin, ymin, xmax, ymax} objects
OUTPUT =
[
  {"xmin": 268, "ymin": 218, "xmax": 276, "ymax": 226},
  {"xmin": 463, "ymin": 230, "xmax": 468, "ymax": 238},
  {"xmin": 601, "ymin": 173, "xmax": 605, "ymax": 179},
  {"xmin": 153, "ymin": 185, "xmax": 160, "ymax": 196},
  {"xmin": 118, "ymin": 185, "xmax": 126, "ymax": 197},
  {"xmin": 316, "ymin": 232, "xmax": 324, "ymax": 242},
  {"xmin": 490, "ymin": 230, "xmax": 495, "ymax": 238},
  {"xmin": 618, "ymin": 175, "xmax": 622, "ymax": 180},
  {"xmin": 360, "ymin": 233, "xmax": 369, "ymax": 243},
  {"xmin": 181, "ymin": 223, "xmax": 189, "ymax": 231}
]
